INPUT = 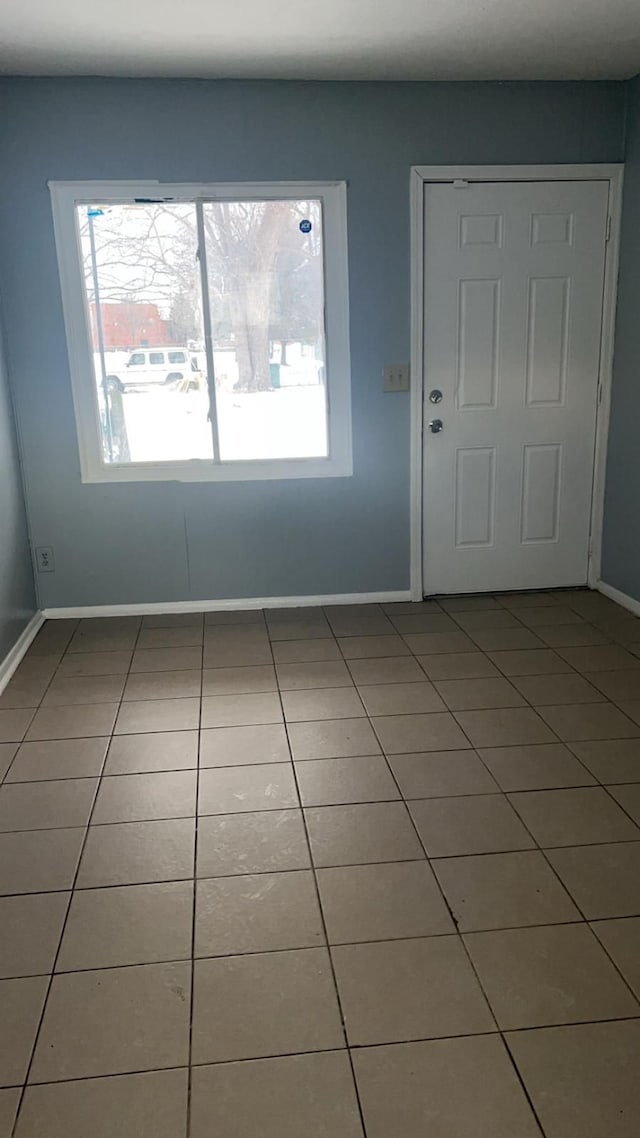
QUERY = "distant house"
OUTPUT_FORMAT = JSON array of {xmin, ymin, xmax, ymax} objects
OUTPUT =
[{"xmin": 89, "ymin": 302, "xmax": 176, "ymax": 350}]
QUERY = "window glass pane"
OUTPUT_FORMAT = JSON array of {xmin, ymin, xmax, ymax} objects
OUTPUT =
[
  {"xmin": 168, "ymin": 351, "xmax": 187, "ymax": 363},
  {"xmin": 77, "ymin": 202, "xmax": 213, "ymax": 465},
  {"xmin": 202, "ymin": 199, "xmax": 328, "ymax": 461}
]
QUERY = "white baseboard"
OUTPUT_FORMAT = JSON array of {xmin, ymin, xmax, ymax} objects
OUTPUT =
[
  {"xmin": 42, "ymin": 589, "xmax": 414, "ymax": 620},
  {"xmin": 596, "ymin": 580, "xmax": 640, "ymax": 618},
  {"xmin": 0, "ymin": 611, "xmax": 46, "ymax": 696}
]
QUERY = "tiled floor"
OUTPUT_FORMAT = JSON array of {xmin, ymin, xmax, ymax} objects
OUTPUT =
[{"xmin": 1, "ymin": 590, "xmax": 640, "ymax": 1135}]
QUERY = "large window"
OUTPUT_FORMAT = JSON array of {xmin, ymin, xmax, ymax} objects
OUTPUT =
[{"xmin": 50, "ymin": 182, "xmax": 352, "ymax": 482}]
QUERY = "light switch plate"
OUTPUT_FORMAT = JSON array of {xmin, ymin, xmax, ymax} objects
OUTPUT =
[{"xmin": 383, "ymin": 364, "xmax": 410, "ymax": 392}]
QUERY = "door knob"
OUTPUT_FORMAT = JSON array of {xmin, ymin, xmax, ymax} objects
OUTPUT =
[
  {"xmin": 428, "ymin": 419, "xmax": 444, "ymax": 433},
  {"xmin": 429, "ymin": 389, "xmax": 443, "ymax": 404}
]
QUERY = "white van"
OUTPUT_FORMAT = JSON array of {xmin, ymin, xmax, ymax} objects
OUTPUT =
[{"xmin": 106, "ymin": 347, "xmax": 204, "ymax": 392}]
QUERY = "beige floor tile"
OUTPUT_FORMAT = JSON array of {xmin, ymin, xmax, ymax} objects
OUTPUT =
[
  {"xmin": 513, "ymin": 605, "xmax": 585, "ymax": 627},
  {"xmin": 353, "ymin": 1035, "xmax": 543, "ymax": 1138},
  {"xmin": 469, "ymin": 628, "xmax": 544, "ymax": 652},
  {"xmin": 201, "ymin": 693, "xmax": 282, "ymax": 728},
  {"xmin": 142, "ymin": 612, "xmax": 202, "ymax": 628},
  {"xmin": 0, "ymin": 678, "xmax": 48, "ymax": 711},
  {"xmin": 434, "ymin": 677, "xmax": 525, "ymax": 711},
  {"xmin": 29, "ymin": 961, "xmax": 191, "ymax": 1082},
  {"xmin": 511, "ymin": 673, "xmax": 605, "ymax": 705},
  {"xmin": 591, "ymin": 916, "xmax": 640, "ymax": 997},
  {"xmin": 195, "ymin": 870, "xmax": 324, "ymax": 956},
  {"xmin": 275, "ymin": 660, "xmax": 353, "ymax": 690},
  {"xmin": 389, "ymin": 749, "xmax": 498, "ymax": 797},
  {"xmin": 6, "ymin": 738, "xmax": 108, "ymax": 782},
  {"xmin": 608, "ymin": 782, "xmax": 640, "ymax": 824},
  {"xmin": 402, "ymin": 631, "xmax": 477, "ymax": 655},
  {"xmin": 0, "ymin": 976, "xmax": 49, "ymax": 1086},
  {"xmin": 197, "ymin": 810, "xmax": 310, "ymax": 877},
  {"xmin": 15, "ymin": 1069, "xmax": 189, "ymax": 1138},
  {"xmin": 0, "ymin": 709, "xmax": 36, "ymax": 744},
  {"xmin": 198, "ymin": 764, "xmax": 298, "ymax": 814},
  {"xmin": 338, "ymin": 635, "xmax": 411, "ymax": 659},
  {"xmin": 130, "ymin": 646, "xmax": 203, "ymax": 672},
  {"xmin": 203, "ymin": 642, "xmax": 273, "ymax": 667},
  {"xmin": 0, "ymin": 778, "xmax": 97, "ymax": 832},
  {"xmin": 357, "ymin": 682, "xmax": 446, "ymax": 716},
  {"xmin": 199, "ymin": 723, "xmax": 290, "ymax": 767},
  {"xmin": 433, "ymin": 850, "xmax": 580, "ymax": 931},
  {"xmin": 0, "ymin": 744, "xmax": 17, "ymax": 781},
  {"xmin": 25, "ymin": 704, "xmax": 117, "ymax": 742},
  {"xmin": 556, "ymin": 644, "xmax": 640, "ymax": 671},
  {"xmin": 388, "ymin": 613, "xmax": 459, "ymax": 635},
  {"xmin": 0, "ymin": 1088, "xmax": 19, "ymax": 1137},
  {"xmin": 282, "ymin": 687, "xmax": 365, "ymax": 722},
  {"xmin": 190, "ymin": 1052, "xmax": 363, "ymax": 1138},
  {"xmin": 114, "ymin": 698, "xmax": 200, "ymax": 735},
  {"xmin": 479, "ymin": 743, "xmax": 595, "ymax": 791},
  {"xmin": 327, "ymin": 612, "xmax": 396, "ymax": 636},
  {"xmin": 417, "ymin": 652, "xmax": 500, "ymax": 680},
  {"xmin": 439, "ymin": 595, "xmax": 502, "ymax": 611},
  {"xmin": 288, "ymin": 717, "xmax": 380, "ymax": 760},
  {"xmin": 136, "ymin": 627, "xmax": 202, "ymax": 650},
  {"xmin": 536, "ymin": 624, "xmax": 610, "ymax": 648},
  {"xmin": 202, "ymin": 665, "xmax": 277, "ymax": 695},
  {"xmin": 205, "ymin": 609, "xmax": 265, "ymax": 625},
  {"xmin": 271, "ymin": 639, "xmax": 342, "ymax": 663},
  {"xmin": 77, "ymin": 818, "xmax": 195, "ymax": 888},
  {"xmin": 317, "ymin": 861, "xmax": 453, "ymax": 943},
  {"xmin": 122, "ymin": 670, "xmax": 201, "ymax": 702},
  {"xmin": 452, "ymin": 610, "xmax": 522, "ymax": 631},
  {"xmin": 92, "ymin": 770, "xmax": 197, "ymax": 824},
  {"xmin": 68, "ymin": 630, "xmax": 138, "ymax": 654},
  {"xmin": 538, "ymin": 701, "xmax": 640, "ymax": 741},
  {"xmin": 546, "ymin": 841, "xmax": 640, "ymax": 918},
  {"xmin": 333, "ymin": 936, "xmax": 494, "ymax": 1045},
  {"xmin": 487, "ymin": 648, "xmax": 573, "ymax": 675},
  {"xmin": 347, "ymin": 656, "xmax": 427, "ymax": 685},
  {"xmin": 584, "ymin": 669, "xmax": 640, "ymax": 701},
  {"xmin": 268, "ymin": 619, "xmax": 332, "ymax": 641},
  {"xmin": 0, "ymin": 893, "xmax": 69, "ymax": 978},
  {"xmin": 372, "ymin": 712, "xmax": 470, "ymax": 754},
  {"xmin": 507, "ymin": 1019, "xmax": 640, "ymax": 1138},
  {"xmin": 410, "ymin": 794, "xmax": 535, "ymax": 857},
  {"xmin": 509, "ymin": 786, "xmax": 640, "ymax": 846},
  {"xmin": 454, "ymin": 707, "xmax": 555, "ymax": 748},
  {"xmin": 0, "ymin": 828, "xmax": 85, "ymax": 895},
  {"xmin": 305, "ymin": 801, "xmax": 424, "ymax": 867},
  {"xmin": 618, "ymin": 699, "xmax": 640, "ymax": 725},
  {"xmin": 204, "ymin": 626, "xmax": 269, "ymax": 650},
  {"xmin": 465, "ymin": 922, "xmax": 639, "ymax": 1030},
  {"xmin": 295, "ymin": 755, "xmax": 400, "ymax": 806},
  {"xmin": 104, "ymin": 731, "xmax": 198, "ymax": 774},
  {"xmin": 569, "ymin": 739, "xmax": 640, "ymax": 782},
  {"xmin": 191, "ymin": 948, "xmax": 343, "ymax": 1063},
  {"xmin": 41, "ymin": 675, "xmax": 125, "ymax": 707},
  {"xmin": 57, "ymin": 881, "xmax": 193, "ymax": 971}
]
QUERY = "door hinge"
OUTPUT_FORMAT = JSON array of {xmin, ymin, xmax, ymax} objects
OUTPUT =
[
  {"xmin": 597, "ymin": 380, "xmax": 604, "ymax": 405},
  {"xmin": 605, "ymin": 215, "xmax": 612, "ymax": 242}
]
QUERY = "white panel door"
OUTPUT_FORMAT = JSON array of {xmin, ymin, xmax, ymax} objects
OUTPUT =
[{"xmin": 422, "ymin": 179, "xmax": 609, "ymax": 594}]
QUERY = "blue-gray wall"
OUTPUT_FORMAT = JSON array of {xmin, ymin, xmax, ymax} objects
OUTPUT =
[
  {"xmin": 0, "ymin": 314, "xmax": 37, "ymax": 657},
  {"xmin": 0, "ymin": 78, "xmax": 626, "ymax": 607},
  {"xmin": 602, "ymin": 75, "xmax": 640, "ymax": 599}
]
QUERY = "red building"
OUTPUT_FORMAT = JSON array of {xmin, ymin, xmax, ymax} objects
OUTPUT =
[{"xmin": 90, "ymin": 302, "xmax": 176, "ymax": 350}]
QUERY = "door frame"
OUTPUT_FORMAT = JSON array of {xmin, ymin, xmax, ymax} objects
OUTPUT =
[{"xmin": 409, "ymin": 163, "xmax": 624, "ymax": 599}]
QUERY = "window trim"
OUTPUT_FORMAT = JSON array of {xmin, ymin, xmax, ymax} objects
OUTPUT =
[{"xmin": 49, "ymin": 180, "xmax": 352, "ymax": 483}]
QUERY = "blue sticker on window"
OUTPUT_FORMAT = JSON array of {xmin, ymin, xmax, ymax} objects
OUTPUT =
[{"xmin": 299, "ymin": 219, "xmax": 312, "ymax": 233}]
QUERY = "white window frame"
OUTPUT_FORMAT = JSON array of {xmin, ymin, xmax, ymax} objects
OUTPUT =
[{"xmin": 49, "ymin": 180, "xmax": 352, "ymax": 483}]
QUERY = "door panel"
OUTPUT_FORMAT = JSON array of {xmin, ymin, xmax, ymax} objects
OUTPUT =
[{"xmin": 422, "ymin": 179, "xmax": 608, "ymax": 594}]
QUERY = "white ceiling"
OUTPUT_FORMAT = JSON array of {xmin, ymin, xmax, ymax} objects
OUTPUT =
[{"xmin": 1, "ymin": 0, "xmax": 639, "ymax": 81}]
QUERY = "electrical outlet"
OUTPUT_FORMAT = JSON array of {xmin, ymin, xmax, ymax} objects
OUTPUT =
[
  {"xmin": 383, "ymin": 364, "xmax": 410, "ymax": 392},
  {"xmin": 35, "ymin": 546, "xmax": 55, "ymax": 573}
]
